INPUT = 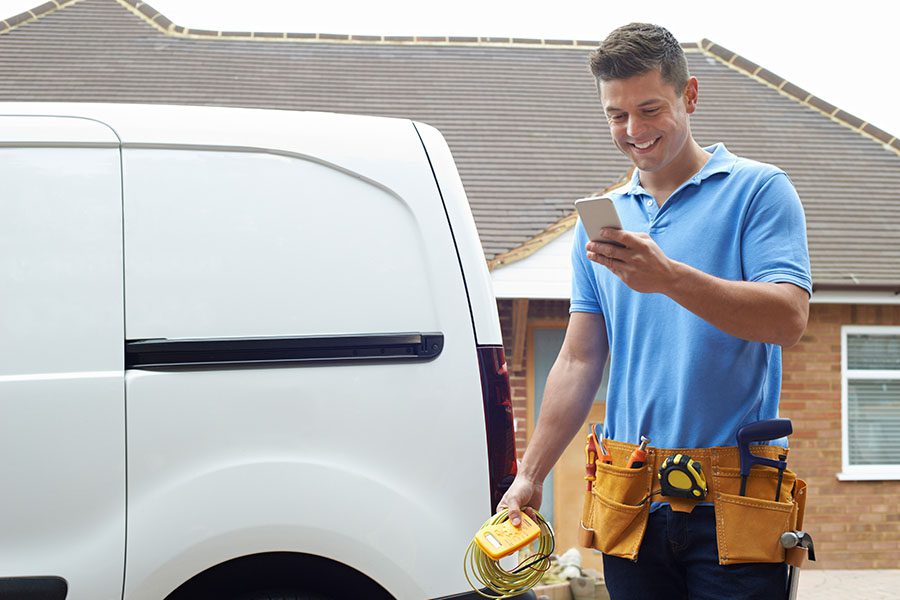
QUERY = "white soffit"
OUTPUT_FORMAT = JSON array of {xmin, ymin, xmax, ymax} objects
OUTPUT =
[{"xmin": 491, "ymin": 229, "xmax": 574, "ymax": 300}]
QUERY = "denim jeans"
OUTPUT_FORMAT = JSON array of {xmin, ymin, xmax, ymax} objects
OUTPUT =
[{"xmin": 602, "ymin": 505, "xmax": 787, "ymax": 600}]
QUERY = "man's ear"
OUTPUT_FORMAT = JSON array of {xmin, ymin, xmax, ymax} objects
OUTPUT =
[{"xmin": 684, "ymin": 76, "xmax": 699, "ymax": 114}]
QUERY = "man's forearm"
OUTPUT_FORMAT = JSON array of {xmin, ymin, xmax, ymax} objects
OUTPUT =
[
  {"xmin": 665, "ymin": 260, "xmax": 808, "ymax": 347},
  {"xmin": 518, "ymin": 354, "xmax": 604, "ymax": 485}
]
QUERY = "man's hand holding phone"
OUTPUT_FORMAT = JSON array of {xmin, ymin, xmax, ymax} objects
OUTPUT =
[
  {"xmin": 586, "ymin": 228, "xmax": 678, "ymax": 294},
  {"xmin": 576, "ymin": 195, "xmax": 678, "ymax": 294}
]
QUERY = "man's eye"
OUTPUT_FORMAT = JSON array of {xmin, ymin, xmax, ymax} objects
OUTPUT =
[
  {"xmin": 644, "ymin": 108, "xmax": 660, "ymax": 115},
  {"xmin": 608, "ymin": 114, "xmax": 625, "ymax": 122}
]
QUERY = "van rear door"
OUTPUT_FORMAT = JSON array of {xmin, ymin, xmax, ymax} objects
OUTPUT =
[{"xmin": 0, "ymin": 116, "xmax": 125, "ymax": 600}]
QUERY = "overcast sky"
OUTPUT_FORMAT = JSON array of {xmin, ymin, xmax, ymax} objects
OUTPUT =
[{"xmin": 3, "ymin": 0, "xmax": 899, "ymax": 140}]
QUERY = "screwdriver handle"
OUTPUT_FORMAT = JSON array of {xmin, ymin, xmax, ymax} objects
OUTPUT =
[{"xmin": 627, "ymin": 435, "xmax": 650, "ymax": 469}]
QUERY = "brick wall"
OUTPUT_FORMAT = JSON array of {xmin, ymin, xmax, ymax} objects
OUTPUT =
[
  {"xmin": 782, "ymin": 303, "xmax": 900, "ymax": 569},
  {"xmin": 498, "ymin": 298, "xmax": 900, "ymax": 569}
]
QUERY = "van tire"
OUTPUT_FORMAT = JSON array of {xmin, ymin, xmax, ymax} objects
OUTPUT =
[{"xmin": 239, "ymin": 592, "xmax": 333, "ymax": 600}]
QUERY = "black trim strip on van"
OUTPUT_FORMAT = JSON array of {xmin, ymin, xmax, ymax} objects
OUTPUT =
[
  {"xmin": 125, "ymin": 333, "xmax": 444, "ymax": 369},
  {"xmin": 0, "ymin": 577, "xmax": 67, "ymax": 600}
]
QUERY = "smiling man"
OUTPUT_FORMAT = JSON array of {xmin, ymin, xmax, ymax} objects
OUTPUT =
[{"xmin": 499, "ymin": 23, "xmax": 811, "ymax": 600}]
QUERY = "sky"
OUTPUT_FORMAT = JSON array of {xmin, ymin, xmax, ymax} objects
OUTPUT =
[{"xmin": 2, "ymin": 0, "xmax": 899, "ymax": 140}]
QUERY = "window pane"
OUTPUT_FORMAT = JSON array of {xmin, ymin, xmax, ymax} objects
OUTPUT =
[
  {"xmin": 847, "ymin": 334, "xmax": 900, "ymax": 370},
  {"xmin": 847, "ymin": 379, "xmax": 900, "ymax": 465}
]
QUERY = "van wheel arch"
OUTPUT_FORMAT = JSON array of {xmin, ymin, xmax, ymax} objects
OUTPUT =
[{"xmin": 164, "ymin": 552, "xmax": 395, "ymax": 600}]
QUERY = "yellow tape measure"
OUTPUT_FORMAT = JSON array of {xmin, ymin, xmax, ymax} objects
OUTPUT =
[{"xmin": 659, "ymin": 454, "xmax": 708, "ymax": 499}]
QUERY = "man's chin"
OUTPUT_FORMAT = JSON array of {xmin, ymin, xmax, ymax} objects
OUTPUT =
[{"xmin": 630, "ymin": 155, "xmax": 660, "ymax": 172}]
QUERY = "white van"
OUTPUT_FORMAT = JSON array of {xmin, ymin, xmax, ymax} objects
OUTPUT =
[{"xmin": 0, "ymin": 103, "xmax": 520, "ymax": 600}]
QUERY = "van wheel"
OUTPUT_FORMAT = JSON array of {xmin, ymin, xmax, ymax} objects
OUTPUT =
[{"xmin": 239, "ymin": 592, "xmax": 333, "ymax": 600}]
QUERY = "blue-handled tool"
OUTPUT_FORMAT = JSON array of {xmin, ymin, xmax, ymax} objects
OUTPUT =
[{"xmin": 736, "ymin": 418, "xmax": 792, "ymax": 497}]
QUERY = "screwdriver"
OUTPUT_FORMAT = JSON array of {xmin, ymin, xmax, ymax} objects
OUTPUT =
[
  {"xmin": 627, "ymin": 436, "xmax": 650, "ymax": 469},
  {"xmin": 584, "ymin": 431, "xmax": 597, "ymax": 491}
]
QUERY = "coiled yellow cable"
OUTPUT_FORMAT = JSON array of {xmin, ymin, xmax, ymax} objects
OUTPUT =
[{"xmin": 463, "ymin": 509, "xmax": 555, "ymax": 599}]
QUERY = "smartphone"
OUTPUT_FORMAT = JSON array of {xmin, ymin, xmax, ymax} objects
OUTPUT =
[{"xmin": 574, "ymin": 195, "xmax": 624, "ymax": 246}]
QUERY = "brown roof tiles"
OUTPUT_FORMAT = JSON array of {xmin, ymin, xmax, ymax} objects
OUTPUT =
[{"xmin": 2, "ymin": 0, "xmax": 899, "ymax": 288}]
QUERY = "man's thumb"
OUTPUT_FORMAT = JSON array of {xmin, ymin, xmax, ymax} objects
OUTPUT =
[{"xmin": 506, "ymin": 500, "xmax": 522, "ymax": 527}]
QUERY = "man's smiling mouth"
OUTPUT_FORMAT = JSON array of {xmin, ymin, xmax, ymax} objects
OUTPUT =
[{"xmin": 631, "ymin": 137, "xmax": 660, "ymax": 150}]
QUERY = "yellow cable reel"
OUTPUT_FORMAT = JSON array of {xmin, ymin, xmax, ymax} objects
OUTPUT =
[{"xmin": 464, "ymin": 509, "xmax": 555, "ymax": 599}]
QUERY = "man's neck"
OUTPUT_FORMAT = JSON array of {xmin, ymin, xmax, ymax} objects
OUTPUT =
[{"xmin": 640, "ymin": 141, "xmax": 711, "ymax": 206}]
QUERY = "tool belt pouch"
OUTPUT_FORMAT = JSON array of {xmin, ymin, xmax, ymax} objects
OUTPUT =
[
  {"xmin": 712, "ymin": 456, "xmax": 803, "ymax": 565},
  {"xmin": 579, "ymin": 460, "xmax": 652, "ymax": 561}
]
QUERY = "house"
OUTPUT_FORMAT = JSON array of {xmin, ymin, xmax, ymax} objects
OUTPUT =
[{"xmin": 2, "ymin": 0, "xmax": 899, "ymax": 570}]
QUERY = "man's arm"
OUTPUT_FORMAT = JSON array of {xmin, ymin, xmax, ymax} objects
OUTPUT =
[
  {"xmin": 587, "ymin": 229, "xmax": 809, "ymax": 347},
  {"xmin": 500, "ymin": 311, "xmax": 609, "ymax": 525}
]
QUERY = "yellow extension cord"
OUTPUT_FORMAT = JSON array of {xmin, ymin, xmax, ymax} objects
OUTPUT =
[{"xmin": 463, "ymin": 509, "xmax": 556, "ymax": 599}]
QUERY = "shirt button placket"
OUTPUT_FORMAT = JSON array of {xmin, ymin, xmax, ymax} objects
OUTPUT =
[{"xmin": 644, "ymin": 198, "xmax": 656, "ymax": 222}]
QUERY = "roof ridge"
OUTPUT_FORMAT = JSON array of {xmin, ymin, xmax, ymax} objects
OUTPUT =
[
  {"xmin": 114, "ymin": 0, "xmax": 704, "ymax": 49},
  {"xmin": 700, "ymin": 38, "xmax": 900, "ymax": 157},
  {"xmin": 2, "ymin": 0, "xmax": 699, "ymax": 50},
  {"xmin": 0, "ymin": 0, "xmax": 81, "ymax": 34}
]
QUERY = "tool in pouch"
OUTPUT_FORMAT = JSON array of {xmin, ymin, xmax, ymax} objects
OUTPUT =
[
  {"xmin": 583, "ymin": 423, "xmax": 612, "ymax": 493},
  {"xmin": 737, "ymin": 418, "xmax": 792, "ymax": 498},
  {"xmin": 465, "ymin": 509, "xmax": 555, "ymax": 599},
  {"xmin": 658, "ymin": 453, "xmax": 707, "ymax": 499},
  {"xmin": 781, "ymin": 530, "xmax": 816, "ymax": 600}
]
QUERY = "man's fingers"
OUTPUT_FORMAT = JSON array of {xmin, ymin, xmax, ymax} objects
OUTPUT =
[{"xmin": 587, "ymin": 243, "xmax": 627, "ymax": 265}]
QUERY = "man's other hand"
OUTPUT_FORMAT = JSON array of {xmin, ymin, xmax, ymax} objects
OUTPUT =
[{"xmin": 497, "ymin": 473, "xmax": 543, "ymax": 527}]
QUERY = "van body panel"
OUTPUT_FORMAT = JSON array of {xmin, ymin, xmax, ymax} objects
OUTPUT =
[
  {"xmin": 0, "ymin": 128, "xmax": 125, "ymax": 600},
  {"xmin": 414, "ymin": 122, "xmax": 503, "ymax": 345}
]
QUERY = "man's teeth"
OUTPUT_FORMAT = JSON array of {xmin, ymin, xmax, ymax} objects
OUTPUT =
[{"xmin": 633, "ymin": 139, "xmax": 657, "ymax": 149}]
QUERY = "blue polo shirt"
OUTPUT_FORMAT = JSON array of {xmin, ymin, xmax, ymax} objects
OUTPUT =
[{"xmin": 571, "ymin": 144, "xmax": 811, "ymax": 448}]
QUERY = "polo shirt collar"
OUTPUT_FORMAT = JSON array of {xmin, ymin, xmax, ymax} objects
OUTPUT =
[{"xmin": 618, "ymin": 143, "xmax": 737, "ymax": 197}]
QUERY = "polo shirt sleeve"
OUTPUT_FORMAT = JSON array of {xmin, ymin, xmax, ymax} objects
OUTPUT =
[
  {"xmin": 570, "ymin": 221, "xmax": 603, "ymax": 314},
  {"xmin": 741, "ymin": 172, "xmax": 812, "ymax": 296}
]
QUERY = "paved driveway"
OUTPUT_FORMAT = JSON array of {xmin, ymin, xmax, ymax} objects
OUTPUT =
[{"xmin": 799, "ymin": 570, "xmax": 900, "ymax": 599}]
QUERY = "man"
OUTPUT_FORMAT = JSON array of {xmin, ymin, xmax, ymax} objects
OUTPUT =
[{"xmin": 499, "ymin": 23, "xmax": 811, "ymax": 600}]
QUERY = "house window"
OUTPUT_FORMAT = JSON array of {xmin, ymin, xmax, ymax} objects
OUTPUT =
[{"xmin": 840, "ymin": 326, "xmax": 900, "ymax": 480}]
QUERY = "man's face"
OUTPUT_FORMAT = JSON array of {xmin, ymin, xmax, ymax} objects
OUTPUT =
[{"xmin": 599, "ymin": 69, "xmax": 698, "ymax": 176}]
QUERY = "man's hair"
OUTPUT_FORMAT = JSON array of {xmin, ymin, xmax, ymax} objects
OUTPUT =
[{"xmin": 589, "ymin": 23, "xmax": 689, "ymax": 92}]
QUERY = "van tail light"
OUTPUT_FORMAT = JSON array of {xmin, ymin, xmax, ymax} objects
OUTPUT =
[{"xmin": 477, "ymin": 345, "xmax": 518, "ymax": 514}]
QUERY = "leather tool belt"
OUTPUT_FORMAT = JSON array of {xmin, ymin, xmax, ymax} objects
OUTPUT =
[{"xmin": 579, "ymin": 438, "xmax": 808, "ymax": 565}]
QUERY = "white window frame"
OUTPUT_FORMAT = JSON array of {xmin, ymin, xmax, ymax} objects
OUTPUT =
[{"xmin": 839, "ymin": 325, "xmax": 900, "ymax": 480}]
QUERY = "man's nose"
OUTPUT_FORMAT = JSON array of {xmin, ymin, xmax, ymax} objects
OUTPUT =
[{"xmin": 626, "ymin": 115, "xmax": 646, "ymax": 138}]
